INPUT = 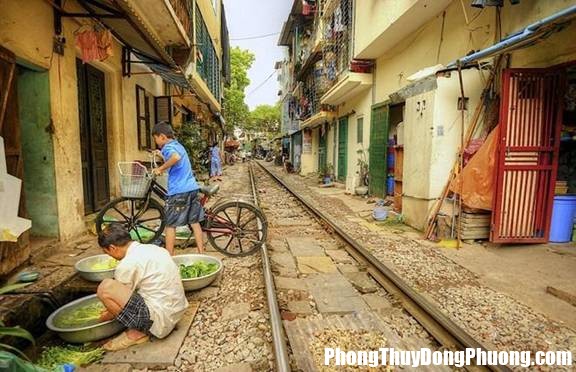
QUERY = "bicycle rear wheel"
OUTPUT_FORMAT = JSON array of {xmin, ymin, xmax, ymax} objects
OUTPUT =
[
  {"xmin": 206, "ymin": 201, "xmax": 267, "ymax": 256},
  {"xmin": 95, "ymin": 197, "xmax": 165, "ymax": 244}
]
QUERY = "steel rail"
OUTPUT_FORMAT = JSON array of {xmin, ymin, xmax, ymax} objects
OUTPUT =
[
  {"xmin": 248, "ymin": 163, "xmax": 291, "ymax": 372},
  {"xmin": 255, "ymin": 161, "xmax": 512, "ymax": 372}
]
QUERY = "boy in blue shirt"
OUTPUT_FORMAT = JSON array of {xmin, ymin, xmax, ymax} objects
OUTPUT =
[{"xmin": 152, "ymin": 122, "xmax": 204, "ymax": 255}]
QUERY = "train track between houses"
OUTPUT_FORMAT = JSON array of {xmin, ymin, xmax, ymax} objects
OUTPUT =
[{"xmin": 252, "ymin": 161, "xmax": 512, "ymax": 372}]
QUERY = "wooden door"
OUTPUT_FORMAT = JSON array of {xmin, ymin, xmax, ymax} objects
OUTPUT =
[
  {"xmin": 76, "ymin": 60, "xmax": 110, "ymax": 214},
  {"xmin": 0, "ymin": 46, "xmax": 30, "ymax": 275},
  {"xmin": 369, "ymin": 104, "xmax": 389, "ymax": 197},
  {"xmin": 337, "ymin": 116, "xmax": 348, "ymax": 182},
  {"xmin": 491, "ymin": 69, "xmax": 565, "ymax": 243},
  {"xmin": 318, "ymin": 129, "xmax": 327, "ymax": 173}
]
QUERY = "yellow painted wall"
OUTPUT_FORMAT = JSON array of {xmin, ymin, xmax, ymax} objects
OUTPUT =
[
  {"xmin": 300, "ymin": 127, "xmax": 321, "ymax": 175},
  {"xmin": 372, "ymin": 0, "xmax": 576, "ymax": 102},
  {"xmin": 338, "ymin": 90, "xmax": 372, "ymax": 192},
  {"xmin": 122, "ymin": 65, "xmax": 165, "ymax": 163},
  {"xmin": 354, "ymin": 0, "xmax": 576, "ymax": 229},
  {"xmin": 0, "ymin": 0, "xmax": 162, "ymax": 240}
]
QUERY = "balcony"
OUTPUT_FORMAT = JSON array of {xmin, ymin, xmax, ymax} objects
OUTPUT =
[
  {"xmin": 126, "ymin": 0, "xmax": 191, "ymax": 48},
  {"xmin": 354, "ymin": 0, "xmax": 451, "ymax": 59},
  {"xmin": 320, "ymin": 71, "xmax": 372, "ymax": 105}
]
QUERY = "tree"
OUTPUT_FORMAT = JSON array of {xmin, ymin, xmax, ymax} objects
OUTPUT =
[
  {"xmin": 223, "ymin": 47, "xmax": 255, "ymax": 134},
  {"xmin": 247, "ymin": 103, "xmax": 281, "ymax": 138}
]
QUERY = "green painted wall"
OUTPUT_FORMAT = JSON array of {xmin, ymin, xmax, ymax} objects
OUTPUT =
[{"xmin": 17, "ymin": 67, "xmax": 59, "ymax": 238}]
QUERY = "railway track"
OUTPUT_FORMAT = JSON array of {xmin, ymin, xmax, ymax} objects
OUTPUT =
[{"xmin": 251, "ymin": 161, "xmax": 512, "ymax": 372}]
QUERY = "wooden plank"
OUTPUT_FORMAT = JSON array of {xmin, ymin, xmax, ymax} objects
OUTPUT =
[{"xmin": 546, "ymin": 287, "xmax": 576, "ymax": 307}]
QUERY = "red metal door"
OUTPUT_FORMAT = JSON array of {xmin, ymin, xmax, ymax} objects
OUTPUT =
[{"xmin": 491, "ymin": 69, "xmax": 565, "ymax": 243}]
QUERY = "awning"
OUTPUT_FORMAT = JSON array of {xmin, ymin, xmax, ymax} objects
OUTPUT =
[
  {"xmin": 449, "ymin": 5, "xmax": 576, "ymax": 67},
  {"xmin": 75, "ymin": 0, "xmax": 176, "ymax": 66}
]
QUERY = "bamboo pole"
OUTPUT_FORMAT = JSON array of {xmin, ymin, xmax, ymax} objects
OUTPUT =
[{"xmin": 456, "ymin": 61, "xmax": 466, "ymax": 248}]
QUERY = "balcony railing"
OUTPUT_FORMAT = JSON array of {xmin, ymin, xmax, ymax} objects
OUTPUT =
[{"xmin": 322, "ymin": 0, "xmax": 353, "ymax": 90}]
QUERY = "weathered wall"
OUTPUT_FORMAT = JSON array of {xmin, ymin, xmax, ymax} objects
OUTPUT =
[
  {"xmin": 122, "ymin": 64, "xmax": 165, "ymax": 163},
  {"xmin": 361, "ymin": 0, "xmax": 576, "ymax": 229},
  {"xmin": 17, "ymin": 68, "xmax": 59, "ymax": 238},
  {"xmin": 372, "ymin": 0, "xmax": 576, "ymax": 102},
  {"xmin": 338, "ymin": 90, "xmax": 372, "ymax": 191},
  {"xmin": 0, "ymin": 0, "xmax": 150, "ymax": 239}
]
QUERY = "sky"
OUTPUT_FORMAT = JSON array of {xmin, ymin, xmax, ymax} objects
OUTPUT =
[{"xmin": 223, "ymin": 0, "xmax": 292, "ymax": 110}]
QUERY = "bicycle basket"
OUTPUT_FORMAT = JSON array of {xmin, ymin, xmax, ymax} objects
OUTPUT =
[{"xmin": 117, "ymin": 162, "xmax": 151, "ymax": 198}]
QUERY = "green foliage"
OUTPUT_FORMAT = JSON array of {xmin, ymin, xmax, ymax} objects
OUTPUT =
[
  {"xmin": 179, "ymin": 261, "xmax": 219, "ymax": 279},
  {"xmin": 0, "ymin": 283, "xmax": 31, "ymax": 295},
  {"xmin": 176, "ymin": 123, "xmax": 209, "ymax": 175},
  {"xmin": 223, "ymin": 47, "xmax": 255, "ymax": 134},
  {"xmin": 247, "ymin": 103, "xmax": 281, "ymax": 137},
  {"xmin": 37, "ymin": 345, "xmax": 104, "ymax": 370},
  {"xmin": 0, "ymin": 284, "xmax": 35, "ymax": 360}
]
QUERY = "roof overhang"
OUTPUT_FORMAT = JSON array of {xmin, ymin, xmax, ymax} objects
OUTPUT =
[
  {"xmin": 321, "ymin": 73, "xmax": 373, "ymax": 106},
  {"xmin": 75, "ymin": 0, "xmax": 176, "ymax": 66},
  {"xmin": 301, "ymin": 111, "xmax": 336, "ymax": 130}
]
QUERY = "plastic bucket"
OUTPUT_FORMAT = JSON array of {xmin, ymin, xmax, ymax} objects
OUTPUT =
[
  {"xmin": 386, "ymin": 176, "xmax": 394, "ymax": 196},
  {"xmin": 549, "ymin": 195, "xmax": 576, "ymax": 243}
]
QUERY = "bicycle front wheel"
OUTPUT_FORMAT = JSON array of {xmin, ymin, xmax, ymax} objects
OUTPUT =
[
  {"xmin": 206, "ymin": 201, "xmax": 267, "ymax": 256},
  {"xmin": 95, "ymin": 197, "xmax": 165, "ymax": 244}
]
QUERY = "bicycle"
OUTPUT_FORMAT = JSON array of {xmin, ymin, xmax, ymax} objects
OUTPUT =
[{"xmin": 94, "ymin": 153, "xmax": 268, "ymax": 256}]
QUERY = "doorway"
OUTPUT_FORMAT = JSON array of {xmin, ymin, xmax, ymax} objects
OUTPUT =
[
  {"xmin": 369, "ymin": 104, "xmax": 389, "ymax": 197},
  {"xmin": 318, "ymin": 126, "xmax": 327, "ymax": 173},
  {"xmin": 337, "ymin": 116, "xmax": 348, "ymax": 182},
  {"xmin": 17, "ymin": 66, "xmax": 59, "ymax": 237},
  {"xmin": 76, "ymin": 59, "xmax": 110, "ymax": 214}
]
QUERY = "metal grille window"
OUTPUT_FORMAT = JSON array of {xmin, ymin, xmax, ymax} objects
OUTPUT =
[
  {"xmin": 196, "ymin": 5, "xmax": 221, "ymax": 101},
  {"xmin": 357, "ymin": 117, "xmax": 363, "ymax": 144},
  {"xmin": 322, "ymin": 0, "xmax": 352, "ymax": 89}
]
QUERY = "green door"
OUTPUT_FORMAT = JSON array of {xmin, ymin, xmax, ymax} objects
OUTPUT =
[
  {"xmin": 337, "ymin": 117, "xmax": 348, "ymax": 182},
  {"xmin": 318, "ymin": 130, "xmax": 327, "ymax": 173},
  {"xmin": 369, "ymin": 105, "xmax": 389, "ymax": 197}
]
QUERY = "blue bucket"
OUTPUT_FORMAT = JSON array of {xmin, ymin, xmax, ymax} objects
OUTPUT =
[
  {"xmin": 386, "ymin": 176, "xmax": 394, "ymax": 196},
  {"xmin": 387, "ymin": 152, "xmax": 395, "ymax": 169},
  {"xmin": 549, "ymin": 195, "xmax": 576, "ymax": 243}
]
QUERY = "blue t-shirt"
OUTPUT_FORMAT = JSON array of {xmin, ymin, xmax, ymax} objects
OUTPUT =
[{"xmin": 161, "ymin": 140, "xmax": 199, "ymax": 196}]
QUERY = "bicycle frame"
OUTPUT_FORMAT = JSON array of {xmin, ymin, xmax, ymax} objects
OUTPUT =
[{"xmin": 142, "ymin": 177, "xmax": 237, "ymax": 237}]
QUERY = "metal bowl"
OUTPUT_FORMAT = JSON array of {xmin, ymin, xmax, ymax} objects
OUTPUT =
[
  {"xmin": 75, "ymin": 254, "xmax": 116, "ymax": 282},
  {"xmin": 173, "ymin": 254, "xmax": 223, "ymax": 291},
  {"xmin": 46, "ymin": 294, "xmax": 125, "ymax": 343}
]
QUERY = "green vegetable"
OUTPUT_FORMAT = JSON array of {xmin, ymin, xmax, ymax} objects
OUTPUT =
[
  {"xmin": 179, "ymin": 261, "xmax": 219, "ymax": 279},
  {"xmin": 90, "ymin": 258, "xmax": 118, "ymax": 271},
  {"xmin": 54, "ymin": 301, "xmax": 106, "ymax": 329},
  {"xmin": 37, "ymin": 345, "xmax": 104, "ymax": 370}
]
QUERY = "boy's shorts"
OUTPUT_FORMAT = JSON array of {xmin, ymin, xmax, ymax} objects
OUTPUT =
[
  {"xmin": 116, "ymin": 292, "xmax": 153, "ymax": 333},
  {"xmin": 165, "ymin": 190, "xmax": 205, "ymax": 227}
]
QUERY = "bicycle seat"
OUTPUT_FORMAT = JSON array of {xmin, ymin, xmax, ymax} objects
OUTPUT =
[{"xmin": 200, "ymin": 184, "xmax": 220, "ymax": 196}]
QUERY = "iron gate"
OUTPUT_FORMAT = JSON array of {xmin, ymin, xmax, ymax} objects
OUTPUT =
[{"xmin": 491, "ymin": 69, "xmax": 565, "ymax": 243}]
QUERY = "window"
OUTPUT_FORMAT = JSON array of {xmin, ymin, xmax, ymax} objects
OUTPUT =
[
  {"xmin": 196, "ymin": 5, "xmax": 221, "ymax": 101},
  {"xmin": 357, "ymin": 117, "xmax": 363, "ymax": 144},
  {"xmin": 136, "ymin": 85, "xmax": 152, "ymax": 150}
]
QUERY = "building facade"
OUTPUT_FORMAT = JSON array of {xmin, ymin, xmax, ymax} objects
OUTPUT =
[
  {"xmin": 0, "ymin": 0, "xmax": 229, "ymax": 273},
  {"xmin": 278, "ymin": 0, "xmax": 576, "ymax": 242}
]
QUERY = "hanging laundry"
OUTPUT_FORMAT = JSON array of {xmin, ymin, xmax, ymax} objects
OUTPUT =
[
  {"xmin": 334, "ymin": 4, "xmax": 345, "ymax": 32},
  {"xmin": 76, "ymin": 28, "xmax": 113, "ymax": 63}
]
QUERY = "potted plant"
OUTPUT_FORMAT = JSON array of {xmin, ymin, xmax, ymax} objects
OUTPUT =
[{"xmin": 321, "ymin": 163, "xmax": 334, "ymax": 184}]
